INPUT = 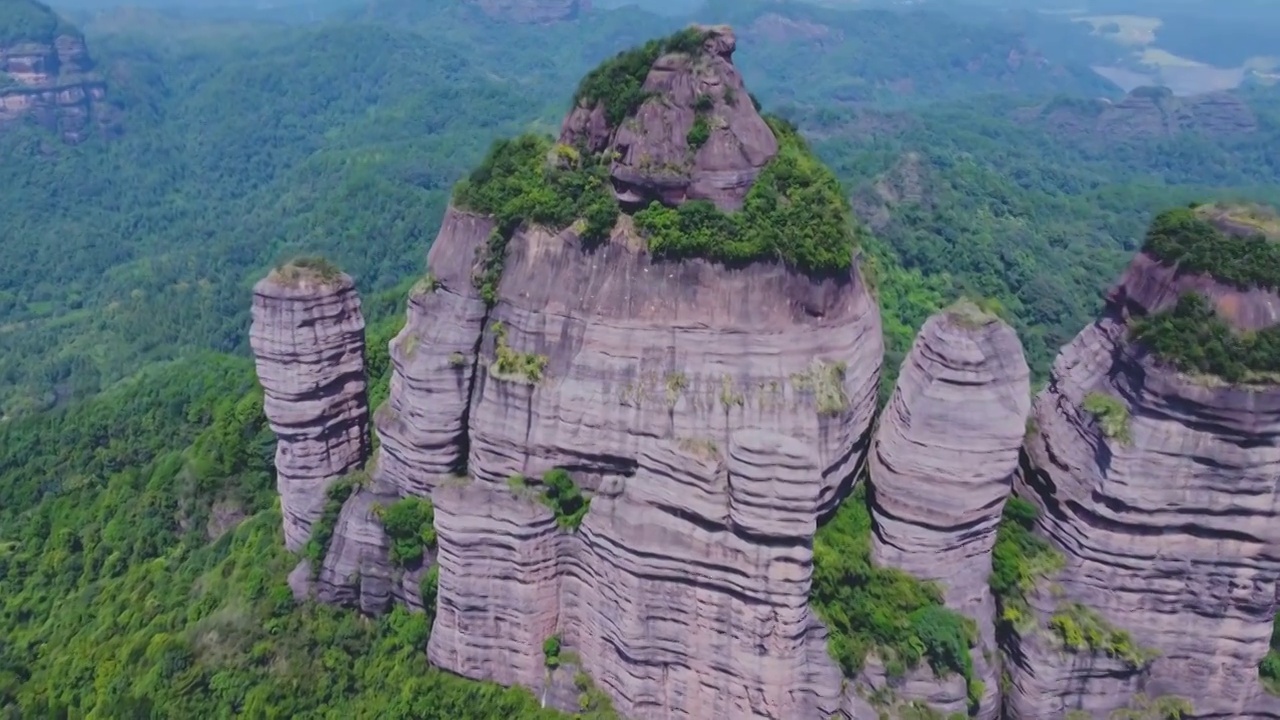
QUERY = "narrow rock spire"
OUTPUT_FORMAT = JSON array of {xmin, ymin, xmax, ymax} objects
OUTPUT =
[{"xmin": 249, "ymin": 259, "xmax": 371, "ymax": 552}]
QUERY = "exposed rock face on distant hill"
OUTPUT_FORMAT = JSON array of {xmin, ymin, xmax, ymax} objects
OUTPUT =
[
  {"xmin": 249, "ymin": 264, "xmax": 371, "ymax": 553},
  {"xmin": 560, "ymin": 26, "xmax": 778, "ymax": 212},
  {"xmin": 1018, "ymin": 86, "xmax": 1258, "ymax": 142},
  {"xmin": 1009, "ymin": 208, "xmax": 1280, "ymax": 718},
  {"xmin": 869, "ymin": 302, "xmax": 1030, "ymax": 720},
  {"xmin": 468, "ymin": 0, "xmax": 589, "ymax": 23},
  {"xmin": 0, "ymin": 3, "xmax": 107, "ymax": 143}
]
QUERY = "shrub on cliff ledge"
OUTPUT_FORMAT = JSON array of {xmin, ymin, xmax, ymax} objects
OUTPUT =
[
  {"xmin": 990, "ymin": 496, "xmax": 1063, "ymax": 629},
  {"xmin": 812, "ymin": 483, "xmax": 980, "ymax": 707},
  {"xmin": 376, "ymin": 497, "xmax": 436, "ymax": 568},
  {"xmin": 572, "ymin": 27, "xmax": 710, "ymax": 126},
  {"xmin": 1142, "ymin": 206, "xmax": 1280, "ymax": 290},
  {"xmin": 1083, "ymin": 392, "xmax": 1131, "ymax": 443},
  {"xmin": 1131, "ymin": 293, "xmax": 1280, "ymax": 383},
  {"xmin": 635, "ymin": 117, "xmax": 856, "ymax": 275}
]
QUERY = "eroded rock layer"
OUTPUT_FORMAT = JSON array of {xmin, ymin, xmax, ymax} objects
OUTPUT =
[
  {"xmin": 374, "ymin": 208, "xmax": 492, "ymax": 497},
  {"xmin": 869, "ymin": 304, "xmax": 1030, "ymax": 719},
  {"xmin": 250, "ymin": 269, "xmax": 371, "ymax": 552},
  {"xmin": 465, "ymin": 221, "xmax": 881, "ymax": 516},
  {"xmin": 1012, "ymin": 253, "xmax": 1280, "ymax": 718}
]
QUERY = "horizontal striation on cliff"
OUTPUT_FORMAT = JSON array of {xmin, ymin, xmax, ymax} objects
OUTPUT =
[
  {"xmin": 0, "ymin": 13, "xmax": 108, "ymax": 143},
  {"xmin": 1012, "ymin": 242, "xmax": 1280, "ymax": 718},
  {"xmin": 869, "ymin": 303, "xmax": 1031, "ymax": 719},
  {"xmin": 465, "ymin": 222, "xmax": 882, "ymax": 516},
  {"xmin": 559, "ymin": 432, "xmax": 844, "ymax": 719},
  {"xmin": 427, "ymin": 480, "xmax": 562, "ymax": 691},
  {"xmin": 374, "ymin": 208, "xmax": 493, "ymax": 498},
  {"xmin": 249, "ymin": 265, "xmax": 371, "ymax": 552}
]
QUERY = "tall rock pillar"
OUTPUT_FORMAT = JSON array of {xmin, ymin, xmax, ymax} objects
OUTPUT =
[
  {"xmin": 250, "ymin": 260, "xmax": 371, "ymax": 552},
  {"xmin": 868, "ymin": 301, "xmax": 1031, "ymax": 718}
]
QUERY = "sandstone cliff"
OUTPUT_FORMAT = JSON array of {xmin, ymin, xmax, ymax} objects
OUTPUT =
[
  {"xmin": 869, "ymin": 301, "xmax": 1031, "ymax": 719},
  {"xmin": 0, "ymin": 2, "xmax": 106, "ymax": 143},
  {"xmin": 468, "ymin": 0, "xmax": 589, "ymax": 24},
  {"xmin": 1009, "ymin": 206, "xmax": 1280, "ymax": 718},
  {"xmin": 249, "ymin": 261, "xmax": 372, "ymax": 553}
]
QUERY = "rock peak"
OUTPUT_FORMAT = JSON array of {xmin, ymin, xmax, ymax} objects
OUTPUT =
[{"xmin": 559, "ymin": 25, "xmax": 779, "ymax": 211}]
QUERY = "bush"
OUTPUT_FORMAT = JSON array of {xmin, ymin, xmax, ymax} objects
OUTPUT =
[
  {"xmin": 377, "ymin": 497, "xmax": 436, "ymax": 568},
  {"xmin": 636, "ymin": 116, "xmax": 856, "ymax": 276},
  {"xmin": 543, "ymin": 635, "xmax": 562, "ymax": 668},
  {"xmin": 304, "ymin": 476, "xmax": 359, "ymax": 565},
  {"xmin": 1082, "ymin": 392, "xmax": 1131, "ymax": 443},
  {"xmin": 1142, "ymin": 206, "xmax": 1280, "ymax": 290},
  {"xmin": 686, "ymin": 115, "xmax": 711, "ymax": 150},
  {"xmin": 811, "ymin": 483, "xmax": 979, "ymax": 706},
  {"xmin": 1049, "ymin": 602, "xmax": 1156, "ymax": 668},
  {"xmin": 540, "ymin": 469, "xmax": 590, "ymax": 531},
  {"xmin": 990, "ymin": 497, "xmax": 1063, "ymax": 629},
  {"xmin": 1131, "ymin": 293, "xmax": 1280, "ymax": 383}
]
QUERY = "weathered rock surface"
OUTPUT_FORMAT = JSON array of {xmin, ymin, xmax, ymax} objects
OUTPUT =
[
  {"xmin": 869, "ymin": 303, "xmax": 1031, "ymax": 719},
  {"xmin": 467, "ymin": 0, "xmax": 589, "ymax": 24},
  {"xmin": 428, "ymin": 480, "xmax": 562, "ymax": 691},
  {"xmin": 466, "ymin": 220, "xmax": 881, "ymax": 516},
  {"xmin": 1018, "ymin": 86, "xmax": 1258, "ymax": 142},
  {"xmin": 1011, "ymin": 249, "xmax": 1280, "ymax": 718},
  {"xmin": 560, "ymin": 26, "xmax": 779, "ymax": 212},
  {"xmin": 249, "ymin": 267, "xmax": 371, "ymax": 552},
  {"xmin": 314, "ymin": 482, "xmax": 397, "ymax": 614},
  {"xmin": 562, "ymin": 434, "xmax": 845, "ymax": 719},
  {"xmin": 0, "ymin": 10, "xmax": 107, "ymax": 144},
  {"xmin": 375, "ymin": 208, "xmax": 492, "ymax": 497}
]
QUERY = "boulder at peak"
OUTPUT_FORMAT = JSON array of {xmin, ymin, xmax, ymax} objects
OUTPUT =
[
  {"xmin": 560, "ymin": 25, "xmax": 779, "ymax": 211},
  {"xmin": 249, "ymin": 259, "xmax": 371, "ymax": 552},
  {"xmin": 1010, "ymin": 205, "xmax": 1280, "ymax": 718},
  {"xmin": 869, "ymin": 300, "xmax": 1031, "ymax": 719}
]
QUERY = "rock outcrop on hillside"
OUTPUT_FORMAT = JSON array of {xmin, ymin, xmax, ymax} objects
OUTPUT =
[
  {"xmin": 0, "ymin": 4, "xmax": 106, "ymax": 143},
  {"xmin": 1018, "ymin": 86, "xmax": 1258, "ymax": 142},
  {"xmin": 869, "ymin": 302, "xmax": 1030, "ymax": 719},
  {"xmin": 468, "ymin": 0, "xmax": 589, "ymax": 24},
  {"xmin": 249, "ymin": 264, "xmax": 371, "ymax": 552},
  {"xmin": 1010, "ymin": 211, "xmax": 1280, "ymax": 718},
  {"xmin": 560, "ymin": 26, "xmax": 778, "ymax": 212}
]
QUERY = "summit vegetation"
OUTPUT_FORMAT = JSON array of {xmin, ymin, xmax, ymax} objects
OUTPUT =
[
  {"xmin": 1130, "ymin": 293, "xmax": 1280, "ymax": 383},
  {"xmin": 0, "ymin": 0, "xmax": 77, "ymax": 44},
  {"xmin": 572, "ymin": 26, "xmax": 709, "ymax": 126},
  {"xmin": 1142, "ymin": 206, "xmax": 1280, "ymax": 290}
]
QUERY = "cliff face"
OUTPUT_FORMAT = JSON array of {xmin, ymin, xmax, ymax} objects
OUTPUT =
[
  {"xmin": 1011, "ymin": 218, "xmax": 1280, "ymax": 717},
  {"xmin": 249, "ymin": 266, "xmax": 371, "ymax": 553},
  {"xmin": 1019, "ymin": 86, "xmax": 1258, "ymax": 142},
  {"xmin": 468, "ymin": 0, "xmax": 589, "ymax": 24},
  {"xmin": 560, "ymin": 27, "xmax": 778, "ymax": 212},
  {"xmin": 0, "ymin": 9, "xmax": 107, "ymax": 144},
  {"xmin": 869, "ymin": 303, "xmax": 1031, "ymax": 719}
]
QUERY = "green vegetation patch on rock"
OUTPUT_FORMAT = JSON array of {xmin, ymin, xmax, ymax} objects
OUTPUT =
[
  {"xmin": 376, "ymin": 497, "xmax": 436, "ymax": 568},
  {"xmin": 454, "ymin": 135, "xmax": 619, "ymax": 304},
  {"xmin": 812, "ymin": 483, "xmax": 982, "ymax": 709},
  {"xmin": 1049, "ymin": 602, "xmax": 1158, "ymax": 668},
  {"xmin": 272, "ymin": 256, "xmax": 346, "ymax": 287},
  {"xmin": 990, "ymin": 497, "xmax": 1063, "ymax": 630},
  {"xmin": 1261, "ymin": 618, "xmax": 1280, "ymax": 694},
  {"xmin": 572, "ymin": 27, "xmax": 710, "ymax": 127},
  {"xmin": 304, "ymin": 473, "xmax": 361, "ymax": 565},
  {"xmin": 634, "ymin": 117, "xmax": 856, "ymax": 276},
  {"xmin": 1131, "ymin": 293, "xmax": 1280, "ymax": 383},
  {"xmin": 508, "ymin": 469, "xmax": 591, "ymax": 531},
  {"xmin": 1143, "ymin": 206, "xmax": 1280, "ymax": 290},
  {"xmin": 1083, "ymin": 391, "xmax": 1132, "ymax": 443},
  {"xmin": 489, "ymin": 321, "xmax": 549, "ymax": 385}
]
